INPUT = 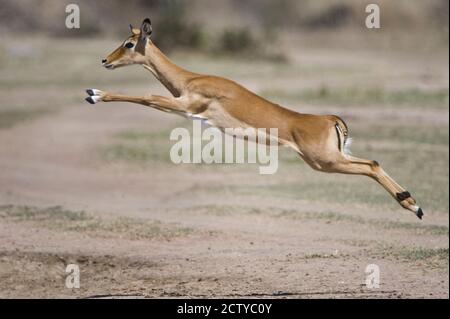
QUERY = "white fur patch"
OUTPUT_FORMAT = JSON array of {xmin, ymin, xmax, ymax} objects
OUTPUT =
[
  {"xmin": 91, "ymin": 95, "xmax": 102, "ymax": 103},
  {"xmin": 411, "ymin": 205, "xmax": 420, "ymax": 213},
  {"xmin": 344, "ymin": 137, "xmax": 353, "ymax": 155}
]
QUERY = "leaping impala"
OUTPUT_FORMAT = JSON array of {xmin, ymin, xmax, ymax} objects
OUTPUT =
[{"xmin": 85, "ymin": 18, "xmax": 423, "ymax": 219}]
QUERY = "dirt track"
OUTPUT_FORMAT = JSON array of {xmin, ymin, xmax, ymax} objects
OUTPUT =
[{"xmin": 0, "ymin": 37, "xmax": 448, "ymax": 298}]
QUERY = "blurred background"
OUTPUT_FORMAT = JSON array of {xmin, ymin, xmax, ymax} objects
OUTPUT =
[
  {"xmin": 1, "ymin": 0, "xmax": 448, "ymax": 51},
  {"xmin": 0, "ymin": 0, "xmax": 448, "ymax": 298}
]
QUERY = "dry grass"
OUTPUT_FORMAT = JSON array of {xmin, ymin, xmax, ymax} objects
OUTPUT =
[{"xmin": 0, "ymin": 205, "xmax": 197, "ymax": 241}]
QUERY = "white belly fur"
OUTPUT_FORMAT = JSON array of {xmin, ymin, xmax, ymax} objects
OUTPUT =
[
  {"xmin": 189, "ymin": 100, "xmax": 250, "ymax": 130},
  {"xmin": 187, "ymin": 101, "xmax": 298, "ymax": 149}
]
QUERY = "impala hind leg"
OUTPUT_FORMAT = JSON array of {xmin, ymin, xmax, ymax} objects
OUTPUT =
[{"xmin": 329, "ymin": 155, "xmax": 423, "ymax": 219}]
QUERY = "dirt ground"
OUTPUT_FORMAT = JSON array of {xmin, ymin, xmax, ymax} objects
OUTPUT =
[{"xmin": 0, "ymin": 35, "xmax": 448, "ymax": 298}]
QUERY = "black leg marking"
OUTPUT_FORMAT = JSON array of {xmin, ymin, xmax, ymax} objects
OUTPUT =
[
  {"xmin": 396, "ymin": 191, "xmax": 411, "ymax": 201},
  {"xmin": 372, "ymin": 160, "xmax": 380, "ymax": 167},
  {"xmin": 335, "ymin": 124, "xmax": 342, "ymax": 152},
  {"xmin": 416, "ymin": 207, "xmax": 424, "ymax": 219}
]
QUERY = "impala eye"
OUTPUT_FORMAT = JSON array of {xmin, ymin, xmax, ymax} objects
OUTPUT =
[{"xmin": 124, "ymin": 42, "xmax": 134, "ymax": 49}]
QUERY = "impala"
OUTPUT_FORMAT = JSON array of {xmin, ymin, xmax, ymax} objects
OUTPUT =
[{"xmin": 85, "ymin": 18, "xmax": 423, "ymax": 219}]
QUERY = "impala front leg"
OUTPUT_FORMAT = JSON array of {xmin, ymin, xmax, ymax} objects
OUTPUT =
[{"xmin": 85, "ymin": 89, "xmax": 186, "ymax": 113}]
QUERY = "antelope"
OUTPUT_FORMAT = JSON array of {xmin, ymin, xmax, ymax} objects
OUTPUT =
[{"xmin": 85, "ymin": 18, "xmax": 423, "ymax": 219}]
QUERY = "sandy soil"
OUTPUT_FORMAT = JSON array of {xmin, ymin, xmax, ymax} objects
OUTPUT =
[{"xmin": 0, "ymin": 98, "xmax": 447, "ymax": 299}]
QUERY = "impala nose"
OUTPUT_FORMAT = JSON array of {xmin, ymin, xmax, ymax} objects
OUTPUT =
[{"xmin": 101, "ymin": 59, "xmax": 107, "ymax": 64}]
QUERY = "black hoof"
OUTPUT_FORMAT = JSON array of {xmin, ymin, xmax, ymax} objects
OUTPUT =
[
  {"xmin": 416, "ymin": 208, "xmax": 424, "ymax": 220},
  {"xmin": 86, "ymin": 89, "xmax": 95, "ymax": 96},
  {"xmin": 85, "ymin": 97, "xmax": 95, "ymax": 104},
  {"xmin": 396, "ymin": 191, "xmax": 411, "ymax": 201}
]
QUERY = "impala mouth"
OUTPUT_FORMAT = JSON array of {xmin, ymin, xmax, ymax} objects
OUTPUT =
[{"xmin": 103, "ymin": 63, "xmax": 115, "ymax": 70}]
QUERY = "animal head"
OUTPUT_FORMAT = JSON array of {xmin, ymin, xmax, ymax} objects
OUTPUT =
[{"xmin": 101, "ymin": 18, "xmax": 153, "ymax": 70}]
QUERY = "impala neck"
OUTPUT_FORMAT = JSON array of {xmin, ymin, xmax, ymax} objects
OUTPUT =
[{"xmin": 142, "ymin": 41, "xmax": 196, "ymax": 97}]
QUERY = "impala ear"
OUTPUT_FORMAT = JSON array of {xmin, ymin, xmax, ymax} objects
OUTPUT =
[
  {"xmin": 129, "ymin": 24, "xmax": 140, "ymax": 36},
  {"xmin": 140, "ymin": 18, "xmax": 152, "ymax": 39},
  {"xmin": 135, "ymin": 18, "xmax": 152, "ymax": 55}
]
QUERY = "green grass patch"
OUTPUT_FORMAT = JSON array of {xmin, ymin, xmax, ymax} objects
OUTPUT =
[
  {"xmin": 351, "ymin": 124, "xmax": 449, "ymax": 146},
  {"xmin": 260, "ymin": 87, "xmax": 449, "ymax": 109},
  {"xmin": 221, "ymin": 181, "xmax": 396, "ymax": 207},
  {"xmin": 102, "ymin": 144, "xmax": 172, "ymax": 163},
  {"xmin": 187, "ymin": 204, "xmax": 448, "ymax": 236},
  {"xmin": 303, "ymin": 252, "xmax": 340, "ymax": 259},
  {"xmin": 102, "ymin": 128, "xmax": 176, "ymax": 164},
  {"xmin": 0, "ymin": 205, "xmax": 89, "ymax": 221},
  {"xmin": 397, "ymin": 247, "xmax": 449, "ymax": 262},
  {"xmin": 379, "ymin": 246, "xmax": 449, "ymax": 268},
  {"xmin": 277, "ymin": 210, "xmax": 448, "ymax": 236},
  {"xmin": 0, "ymin": 108, "xmax": 50, "ymax": 129}
]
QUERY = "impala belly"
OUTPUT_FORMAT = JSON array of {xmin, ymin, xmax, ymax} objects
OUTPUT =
[
  {"xmin": 186, "ymin": 100, "xmax": 295, "ymax": 149},
  {"xmin": 195, "ymin": 100, "xmax": 251, "ymax": 130}
]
